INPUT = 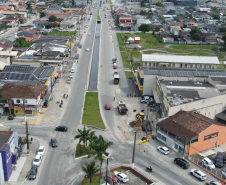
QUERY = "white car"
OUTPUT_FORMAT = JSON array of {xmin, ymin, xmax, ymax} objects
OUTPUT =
[
  {"xmin": 33, "ymin": 155, "xmax": 42, "ymax": 167},
  {"xmin": 85, "ymin": 25, "xmax": 88, "ymax": 28},
  {"xmin": 37, "ymin": 146, "xmax": 45, "ymax": 156},
  {"xmin": 190, "ymin": 169, "xmax": 207, "ymax": 181},
  {"xmin": 206, "ymin": 181, "xmax": 222, "ymax": 185},
  {"xmin": 114, "ymin": 171, "xmax": 129, "ymax": 183},
  {"xmin": 202, "ymin": 157, "xmax": 215, "ymax": 169},
  {"xmin": 69, "ymin": 73, "xmax": 73, "ymax": 78},
  {"xmin": 157, "ymin": 146, "xmax": 169, "ymax": 155},
  {"xmin": 86, "ymin": 48, "xmax": 89, "ymax": 51}
]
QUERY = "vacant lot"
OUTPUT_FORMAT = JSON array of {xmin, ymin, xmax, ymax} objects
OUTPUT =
[
  {"xmin": 82, "ymin": 92, "xmax": 106, "ymax": 129},
  {"xmin": 49, "ymin": 30, "xmax": 76, "ymax": 36}
]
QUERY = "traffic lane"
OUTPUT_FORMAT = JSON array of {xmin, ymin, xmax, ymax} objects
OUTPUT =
[{"xmin": 37, "ymin": 10, "xmax": 99, "ymax": 185}]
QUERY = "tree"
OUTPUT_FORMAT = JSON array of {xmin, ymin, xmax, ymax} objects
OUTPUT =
[
  {"xmin": 26, "ymin": 2, "xmax": 31, "ymax": 11},
  {"xmin": 88, "ymin": 135, "xmax": 113, "ymax": 182},
  {"xmin": 74, "ymin": 126, "xmax": 91, "ymax": 146},
  {"xmin": 88, "ymin": 131, "xmax": 98, "ymax": 145},
  {"xmin": 154, "ymin": 2, "xmax": 163, "ymax": 7},
  {"xmin": 123, "ymin": 35, "xmax": 128, "ymax": 43},
  {"xmin": 138, "ymin": 24, "xmax": 150, "ymax": 33},
  {"xmin": 220, "ymin": 27, "xmax": 226, "ymax": 32},
  {"xmin": 193, "ymin": 33, "xmax": 201, "ymax": 41},
  {"xmin": 190, "ymin": 26, "xmax": 200, "ymax": 35},
  {"xmin": 19, "ymin": 19, "xmax": 24, "ymax": 24},
  {"xmin": 212, "ymin": 14, "xmax": 220, "ymax": 19},
  {"xmin": 168, "ymin": 10, "xmax": 175, "ymax": 14},
  {"xmin": 81, "ymin": 161, "xmax": 100, "ymax": 185},
  {"xmin": 14, "ymin": 37, "xmax": 32, "ymax": 47},
  {"xmin": 40, "ymin": 11, "xmax": 46, "ymax": 18},
  {"xmin": 71, "ymin": 0, "xmax": 74, "ymax": 5},
  {"xmin": 49, "ymin": 15, "xmax": 57, "ymax": 22}
]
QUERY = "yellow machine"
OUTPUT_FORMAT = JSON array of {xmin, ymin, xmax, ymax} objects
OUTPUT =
[{"xmin": 136, "ymin": 112, "xmax": 145, "ymax": 122}]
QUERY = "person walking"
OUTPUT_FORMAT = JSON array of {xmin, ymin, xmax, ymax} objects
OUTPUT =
[{"xmin": 114, "ymin": 96, "xmax": 115, "ymax": 101}]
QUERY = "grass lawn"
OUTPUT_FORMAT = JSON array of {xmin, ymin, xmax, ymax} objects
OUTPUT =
[
  {"xmin": 109, "ymin": 0, "xmax": 112, "ymax": 4},
  {"xmin": 217, "ymin": 64, "xmax": 226, "ymax": 69},
  {"xmin": 82, "ymin": 176, "xmax": 100, "ymax": 185},
  {"xmin": 97, "ymin": 9, "xmax": 100, "ymax": 20},
  {"xmin": 169, "ymin": 44, "xmax": 216, "ymax": 50},
  {"xmin": 75, "ymin": 144, "xmax": 93, "ymax": 158},
  {"xmin": 125, "ymin": 71, "xmax": 134, "ymax": 78},
  {"xmin": 218, "ymin": 53, "xmax": 224, "ymax": 59},
  {"xmin": 49, "ymin": 30, "xmax": 76, "ymax": 36},
  {"xmin": 82, "ymin": 92, "xmax": 106, "ymax": 129}
]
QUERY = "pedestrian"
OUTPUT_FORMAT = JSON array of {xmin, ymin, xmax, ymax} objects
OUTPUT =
[
  {"xmin": 31, "ymin": 137, "xmax": 33, "ymax": 143},
  {"xmin": 77, "ymin": 61, "xmax": 78, "ymax": 64},
  {"xmin": 101, "ymin": 65, "xmax": 102, "ymax": 68},
  {"xmin": 130, "ymin": 93, "xmax": 132, "ymax": 97},
  {"xmin": 114, "ymin": 96, "xmax": 115, "ymax": 101},
  {"xmin": 127, "ymin": 93, "xmax": 129, "ymax": 97}
]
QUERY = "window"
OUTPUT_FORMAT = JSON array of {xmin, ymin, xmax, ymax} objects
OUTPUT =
[
  {"xmin": 16, "ymin": 99, "xmax": 20, "ymax": 103},
  {"xmin": 15, "ymin": 110, "xmax": 18, "ymax": 113},
  {"xmin": 149, "ymin": 62, "xmax": 151, "ymax": 66},
  {"xmin": 174, "ymin": 143, "xmax": 178, "ymax": 149},
  {"xmin": 191, "ymin": 138, "xmax": 198, "ymax": 144}
]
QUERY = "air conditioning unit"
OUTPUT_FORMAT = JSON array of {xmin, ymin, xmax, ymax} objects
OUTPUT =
[{"xmin": 173, "ymin": 94, "xmax": 177, "ymax": 98}]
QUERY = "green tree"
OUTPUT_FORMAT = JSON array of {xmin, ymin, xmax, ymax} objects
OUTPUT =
[
  {"xmin": 193, "ymin": 33, "xmax": 201, "ymax": 41},
  {"xmin": 88, "ymin": 135, "xmax": 113, "ymax": 182},
  {"xmin": 71, "ymin": 0, "xmax": 74, "ymax": 5},
  {"xmin": 14, "ymin": 37, "xmax": 32, "ymax": 47},
  {"xmin": 26, "ymin": 2, "xmax": 31, "ymax": 10},
  {"xmin": 74, "ymin": 126, "xmax": 91, "ymax": 146},
  {"xmin": 81, "ymin": 161, "xmax": 100, "ymax": 185},
  {"xmin": 49, "ymin": 15, "xmax": 57, "ymax": 22},
  {"xmin": 154, "ymin": 2, "xmax": 163, "ymax": 7},
  {"xmin": 88, "ymin": 131, "xmax": 98, "ymax": 144},
  {"xmin": 190, "ymin": 26, "xmax": 200, "ymax": 35},
  {"xmin": 19, "ymin": 19, "xmax": 24, "ymax": 24},
  {"xmin": 138, "ymin": 24, "xmax": 150, "ymax": 33},
  {"xmin": 40, "ymin": 11, "xmax": 46, "ymax": 18},
  {"xmin": 168, "ymin": 10, "xmax": 175, "ymax": 14},
  {"xmin": 123, "ymin": 35, "xmax": 128, "ymax": 43},
  {"xmin": 212, "ymin": 14, "xmax": 220, "ymax": 19},
  {"xmin": 220, "ymin": 27, "xmax": 226, "ymax": 32}
]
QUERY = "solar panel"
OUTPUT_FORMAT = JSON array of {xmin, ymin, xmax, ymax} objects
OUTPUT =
[
  {"xmin": 30, "ymin": 76, "xmax": 36, "ymax": 80},
  {"xmin": 9, "ymin": 73, "xmax": 16, "ymax": 79},
  {"xmin": 24, "ymin": 74, "xmax": 30, "ymax": 80},
  {"xmin": 19, "ymin": 74, "xmax": 25, "ymax": 80},
  {"xmin": 4, "ymin": 73, "xmax": 10, "ymax": 79},
  {"xmin": 0, "ymin": 73, "xmax": 5, "ymax": 79},
  {"xmin": 15, "ymin": 73, "xmax": 20, "ymax": 79}
]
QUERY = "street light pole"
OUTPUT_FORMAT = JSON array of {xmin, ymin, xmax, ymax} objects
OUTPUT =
[
  {"xmin": 103, "ymin": 154, "xmax": 112, "ymax": 185},
  {"xmin": 131, "ymin": 131, "xmax": 137, "ymax": 169},
  {"xmin": 23, "ymin": 99, "xmax": 29, "ymax": 154}
]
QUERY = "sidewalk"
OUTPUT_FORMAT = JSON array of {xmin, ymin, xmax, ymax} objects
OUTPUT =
[{"xmin": 7, "ymin": 138, "xmax": 39, "ymax": 185}]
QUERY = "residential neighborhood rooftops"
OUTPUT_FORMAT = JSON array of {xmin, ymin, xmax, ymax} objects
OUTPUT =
[{"xmin": 142, "ymin": 54, "xmax": 220, "ymax": 64}]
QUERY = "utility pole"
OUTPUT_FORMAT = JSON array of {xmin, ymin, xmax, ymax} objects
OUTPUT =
[
  {"xmin": 50, "ymin": 75, "xmax": 52, "ymax": 93},
  {"xmin": 145, "ymin": 105, "xmax": 149, "ymax": 137},
  {"xmin": 23, "ymin": 99, "xmax": 29, "ymax": 154},
  {"xmin": 103, "ymin": 154, "xmax": 112, "ymax": 185},
  {"xmin": 70, "ymin": 37, "xmax": 72, "ymax": 57},
  {"xmin": 131, "ymin": 131, "xmax": 137, "ymax": 169}
]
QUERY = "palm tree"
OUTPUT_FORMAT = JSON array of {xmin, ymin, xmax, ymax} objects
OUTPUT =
[
  {"xmin": 81, "ymin": 161, "xmax": 100, "ymax": 185},
  {"xmin": 88, "ymin": 135, "xmax": 113, "ymax": 182},
  {"xmin": 74, "ymin": 126, "xmax": 91, "ymax": 146},
  {"xmin": 88, "ymin": 131, "xmax": 98, "ymax": 144}
]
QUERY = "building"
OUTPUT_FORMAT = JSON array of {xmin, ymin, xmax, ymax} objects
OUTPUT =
[
  {"xmin": 119, "ymin": 17, "xmax": 132, "ymax": 29},
  {"xmin": 165, "ymin": 0, "xmax": 205, "ymax": 6},
  {"xmin": 60, "ymin": 17, "xmax": 77, "ymax": 28},
  {"xmin": 156, "ymin": 110, "xmax": 226, "ymax": 156},
  {"xmin": 0, "ymin": 83, "xmax": 46, "ymax": 115},
  {"xmin": 141, "ymin": 54, "xmax": 219, "ymax": 69}
]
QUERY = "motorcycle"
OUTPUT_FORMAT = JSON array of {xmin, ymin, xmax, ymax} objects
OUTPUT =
[{"xmin": 146, "ymin": 166, "xmax": 153, "ymax": 172}]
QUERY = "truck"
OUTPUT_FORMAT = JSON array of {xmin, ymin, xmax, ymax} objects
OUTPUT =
[
  {"xmin": 114, "ymin": 73, "xmax": 120, "ymax": 85},
  {"xmin": 117, "ymin": 101, "xmax": 128, "ymax": 115}
]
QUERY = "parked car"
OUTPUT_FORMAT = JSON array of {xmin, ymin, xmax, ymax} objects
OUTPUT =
[
  {"xmin": 206, "ymin": 181, "xmax": 222, "ymax": 185},
  {"xmin": 190, "ymin": 169, "xmax": 207, "ymax": 181},
  {"xmin": 55, "ymin": 126, "xmax": 68, "ymax": 132},
  {"xmin": 67, "ymin": 78, "xmax": 71, "ymax": 84},
  {"xmin": 37, "ymin": 146, "xmax": 45, "ymax": 156},
  {"xmin": 202, "ymin": 157, "xmax": 215, "ymax": 169},
  {"xmin": 28, "ymin": 165, "xmax": 38, "ymax": 180},
  {"xmin": 8, "ymin": 114, "xmax": 14, "ymax": 120},
  {"xmin": 51, "ymin": 138, "xmax": 58, "ymax": 148},
  {"xmin": 86, "ymin": 48, "xmax": 89, "ymax": 51},
  {"xmin": 71, "ymin": 68, "xmax": 75, "ymax": 73},
  {"xmin": 75, "ymin": 54, "xmax": 79, "ymax": 59},
  {"xmin": 174, "ymin": 158, "xmax": 190, "ymax": 169},
  {"xmin": 157, "ymin": 146, "xmax": 169, "ymax": 155},
  {"xmin": 215, "ymin": 152, "xmax": 224, "ymax": 168},
  {"xmin": 69, "ymin": 73, "xmax": 73, "ymax": 79},
  {"xmin": 222, "ymin": 168, "xmax": 226, "ymax": 178},
  {"xmin": 33, "ymin": 155, "xmax": 42, "ymax": 167},
  {"xmin": 79, "ymin": 44, "xmax": 82, "ymax": 48},
  {"xmin": 105, "ymin": 104, "xmax": 111, "ymax": 110},
  {"xmin": 140, "ymin": 96, "xmax": 154, "ymax": 103},
  {"xmin": 114, "ymin": 171, "xmax": 129, "ymax": 182},
  {"xmin": 103, "ymin": 174, "xmax": 118, "ymax": 184},
  {"xmin": 85, "ymin": 24, "xmax": 88, "ymax": 28}
]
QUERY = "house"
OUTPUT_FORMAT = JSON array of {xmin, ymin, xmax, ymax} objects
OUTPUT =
[
  {"xmin": 0, "ymin": 83, "xmax": 46, "ymax": 115},
  {"xmin": 186, "ymin": 22, "xmax": 197, "ymax": 28},
  {"xmin": 60, "ymin": 17, "xmax": 77, "ymax": 28},
  {"xmin": 179, "ymin": 31, "xmax": 190, "ymax": 37},
  {"xmin": 119, "ymin": 17, "xmax": 132, "ymax": 29},
  {"xmin": 0, "ymin": 41, "xmax": 13, "ymax": 51},
  {"xmin": 156, "ymin": 110, "xmax": 226, "ymax": 156},
  {"xmin": 171, "ymin": 27, "xmax": 181, "ymax": 35},
  {"xmin": 47, "ymin": 11, "xmax": 73, "ymax": 19},
  {"xmin": 135, "ymin": 37, "xmax": 140, "ymax": 44},
  {"xmin": 164, "ymin": 5, "xmax": 175, "ymax": 12},
  {"xmin": 201, "ymin": 14, "xmax": 213, "ymax": 21},
  {"xmin": 136, "ymin": 19, "xmax": 151, "ymax": 27},
  {"xmin": 42, "ymin": 51, "xmax": 60, "ymax": 59},
  {"xmin": 175, "ymin": 8, "xmax": 186, "ymax": 15},
  {"xmin": 205, "ymin": 36, "xmax": 217, "ymax": 43},
  {"xmin": 35, "ymin": 2, "xmax": 49, "ymax": 9},
  {"xmin": 17, "ymin": 29, "xmax": 37, "ymax": 38}
]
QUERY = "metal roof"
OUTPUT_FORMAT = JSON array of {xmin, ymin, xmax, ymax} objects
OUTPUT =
[{"xmin": 142, "ymin": 54, "xmax": 220, "ymax": 64}]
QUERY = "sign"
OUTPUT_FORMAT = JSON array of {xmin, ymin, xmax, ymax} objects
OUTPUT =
[{"xmin": 204, "ymin": 132, "xmax": 218, "ymax": 141}]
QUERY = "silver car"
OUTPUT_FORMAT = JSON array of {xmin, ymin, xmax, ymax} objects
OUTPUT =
[{"xmin": 67, "ymin": 78, "xmax": 71, "ymax": 84}]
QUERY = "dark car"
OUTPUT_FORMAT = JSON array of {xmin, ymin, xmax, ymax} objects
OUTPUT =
[
  {"xmin": 215, "ymin": 152, "xmax": 224, "ymax": 168},
  {"xmin": 28, "ymin": 165, "xmax": 38, "ymax": 180},
  {"xmin": 51, "ymin": 138, "xmax": 58, "ymax": 147},
  {"xmin": 8, "ymin": 114, "xmax": 14, "ymax": 120},
  {"xmin": 55, "ymin": 126, "xmax": 68, "ymax": 132},
  {"xmin": 174, "ymin": 158, "xmax": 190, "ymax": 169}
]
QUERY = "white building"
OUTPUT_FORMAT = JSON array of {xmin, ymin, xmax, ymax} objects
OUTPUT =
[{"xmin": 142, "ymin": 54, "xmax": 219, "ymax": 69}]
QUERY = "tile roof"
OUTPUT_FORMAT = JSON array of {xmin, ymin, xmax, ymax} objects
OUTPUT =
[
  {"xmin": 179, "ymin": 31, "xmax": 190, "ymax": 36},
  {"xmin": 24, "ymin": 37, "xmax": 32, "ymax": 41},
  {"xmin": 0, "ymin": 83, "xmax": 46, "ymax": 99},
  {"xmin": 32, "ymin": 34, "xmax": 41, "ymax": 41},
  {"xmin": 157, "ymin": 110, "xmax": 225, "ymax": 139}
]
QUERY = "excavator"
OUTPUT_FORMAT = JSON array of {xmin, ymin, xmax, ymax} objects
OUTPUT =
[{"xmin": 136, "ymin": 112, "xmax": 145, "ymax": 122}]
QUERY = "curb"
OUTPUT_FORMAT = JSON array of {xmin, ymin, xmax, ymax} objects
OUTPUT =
[
  {"xmin": 74, "ymin": 155, "xmax": 88, "ymax": 160},
  {"xmin": 84, "ymin": 124, "xmax": 106, "ymax": 131}
]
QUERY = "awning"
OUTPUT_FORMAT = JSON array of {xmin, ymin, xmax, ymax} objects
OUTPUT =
[
  {"xmin": 159, "ymin": 63, "xmax": 169, "ymax": 65},
  {"xmin": 152, "ymin": 89, "xmax": 160, "ymax": 104},
  {"xmin": 216, "ymin": 110, "xmax": 226, "ymax": 122}
]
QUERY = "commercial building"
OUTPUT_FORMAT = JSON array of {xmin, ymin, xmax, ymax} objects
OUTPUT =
[
  {"xmin": 165, "ymin": 0, "xmax": 205, "ymax": 6},
  {"xmin": 157, "ymin": 110, "xmax": 226, "ymax": 156},
  {"xmin": 142, "ymin": 54, "xmax": 219, "ymax": 69}
]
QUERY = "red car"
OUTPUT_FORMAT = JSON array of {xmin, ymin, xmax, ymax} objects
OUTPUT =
[
  {"xmin": 103, "ymin": 174, "xmax": 118, "ymax": 184},
  {"xmin": 105, "ymin": 104, "xmax": 111, "ymax": 110},
  {"xmin": 113, "ymin": 65, "xmax": 117, "ymax": 69}
]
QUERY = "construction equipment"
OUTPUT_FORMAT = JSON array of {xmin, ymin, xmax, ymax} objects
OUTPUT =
[
  {"xmin": 117, "ymin": 101, "xmax": 128, "ymax": 115},
  {"xmin": 136, "ymin": 112, "xmax": 146, "ymax": 122}
]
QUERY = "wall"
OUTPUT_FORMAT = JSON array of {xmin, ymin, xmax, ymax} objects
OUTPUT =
[
  {"xmin": 143, "ymin": 75, "xmax": 156, "ymax": 95},
  {"xmin": 188, "ymin": 125, "xmax": 226, "ymax": 155},
  {"xmin": 0, "ymin": 57, "xmax": 10, "ymax": 65},
  {"xmin": 0, "ymin": 145, "xmax": 12, "ymax": 181},
  {"xmin": 0, "ymin": 153, "xmax": 4, "ymax": 185},
  {"xmin": 11, "ymin": 98, "xmax": 37, "ymax": 106},
  {"xmin": 168, "ymin": 94, "xmax": 226, "ymax": 118}
]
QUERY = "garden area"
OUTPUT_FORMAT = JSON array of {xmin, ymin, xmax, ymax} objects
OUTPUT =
[
  {"xmin": 117, "ymin": 33, "xmax": 226, "ymax": 71},
  {"xmin": 75, "ymin": 144, "xmax": 93, "ymax": 158},
  {"xmin": 49, "ymin": 30, "xmax": 76, "ymax": 36},
  {"xmin": 82, "ymin": 92, "xmax": 105, "ymax": 129}
]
